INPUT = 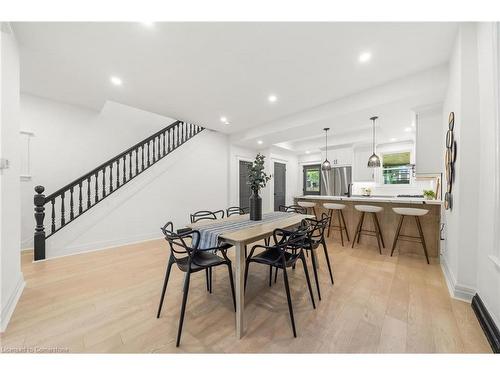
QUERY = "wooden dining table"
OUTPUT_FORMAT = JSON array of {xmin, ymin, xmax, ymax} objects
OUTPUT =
[{"xmin": 187, "ymin": 212, "xmax": 312, "ymax": 339}]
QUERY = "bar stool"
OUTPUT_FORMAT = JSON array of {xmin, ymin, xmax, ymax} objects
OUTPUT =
[
  {"xmin": 351, "ymin": 205, "xmax": 385, "ymax": 254},
  {"xmin": 323, "ymin": 203, "xmax": 350, "ymax": 246},
  {"xmin": 390, "ymin": 207, "xmax": 430, "ymax": 264},
  {"xmin": 297, "ymin": 201, "xmax": 317, "ymax": 218}
]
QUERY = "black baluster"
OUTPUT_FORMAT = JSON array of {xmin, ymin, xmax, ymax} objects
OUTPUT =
[
  {"xmin": 102, "ymin": 168, "xmax": 106, "ymax": 197},
  {"xmin": 78, "ymin": 182, "xmax": 83, "ymax": 214},
  {"xmin": 61, "ymin": 192, "xmax": 66, "ymax": 226},
  {"xmin": 51, "ymin": 198, "xmax": 56, "ymax": 233},
  {"xmin": 95, "ymin": 172, "xmax": 99, "ymax": 204},
  {"xmin": 33, "ymin": 186, "xmax": 46, "ymax": 261},
  {"xmin": 135, "ymin": 148, "xmax": 139, "ymax": 175},
  {"xmin": 128, "ymin": 152, "xmax": 132, "ymax": 181},
  {"xmin": 141, "ymin": 145, "xmax": 145, "ymax": 171},
  {"xmin": 87, "ymin": 176, "xmax": 91, "ymax": 209},
  {"xmin": 162, "ymin": 132, "xmax": 166, "ymax": 157},
  {"xmin": 109, "ymin": 163, "xmax": 113, "ymax": 193},
  {"xmin": 116, "ymin": 158, "xmax": 120, "ymax": 188},
  {"xmin": 153, "ymin": 137, "xmax": 156, "ymax": 163},
  {"xmin": 69, "ymin": 187, "xmax": 74, "ymax": 220},
  {"xmin": 167, "ymin": 129, "xmax": 171, "ymax": 153}
]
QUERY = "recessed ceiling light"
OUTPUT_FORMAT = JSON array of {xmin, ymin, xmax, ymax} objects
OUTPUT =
[
  {"xmin": 390, "ymin": 138, "xmax": 397, "ymax": 142},
  {"xmin": 220, "ymin": 116, "xmax": 230, "ymax": 125},
  {"xmin": 268, "ymin": 94, "xmax": 278, "ymax": 103},
  {"xmin": 257, "ymin": 140, "xmax": 263, "ymax": 145},
  {"xmin": 305, "ymin": 150, "xmax": 310, "ymax": 154},
  {"xmin": 110, "ymin": 76, "xmax": 123, "ymax": 86},
  {"xmin": 359, "ymin": 52, "xmax": 372, "ymax": 63},
  {"xmin": 404, "ymin": 127, "xmax": 412, "ymax": 132},
  {"xmin": 141, "ymin": 22, "xmax": 155, "ymax": 27}
]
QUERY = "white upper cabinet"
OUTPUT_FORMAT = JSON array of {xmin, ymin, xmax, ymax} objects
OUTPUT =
[
  {"xmin": 415, "ymin": 106, "xmax": 443, "ymax": 174},
  {"xmin": 353, "ymin": 145, "xmax": 374, "ymax": 182},
  {"xmin": 326, "ymin": 146, "xmax": 353, "ymax": 166}
]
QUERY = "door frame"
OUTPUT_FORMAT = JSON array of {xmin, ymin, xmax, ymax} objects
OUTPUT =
[
  {"xmin": 236, "ymin": 156, "xmax": 253, "ymax": 209},
  {"xmin": 272, "ymin": 160, "xmax": 287, "ymax": 211}
]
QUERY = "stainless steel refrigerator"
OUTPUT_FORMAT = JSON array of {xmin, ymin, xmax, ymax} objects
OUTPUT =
[{"xmin": 320, "ymin": 166, "xmax": 352, "ymax": 196}]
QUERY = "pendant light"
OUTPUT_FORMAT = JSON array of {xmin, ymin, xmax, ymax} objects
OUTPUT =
[
  {"xmin": 367, "ymin": 116, "xmax": 381, "ymax": 167},
  {"xmin": 321, "ymin": 127, "xmax": 332, "ymax": 171}
]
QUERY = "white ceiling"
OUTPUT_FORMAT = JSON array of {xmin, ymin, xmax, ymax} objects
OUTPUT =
[{"xmin": 13, "ymin": 22, "xmax": 458, "ymax": 136}]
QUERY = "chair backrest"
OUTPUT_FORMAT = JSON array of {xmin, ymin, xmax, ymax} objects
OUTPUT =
[
  {"xmin": 272, "ymin": 225, "xmax": 308, "ymax": 254},
  {"xmin": 302, "ymin": 213, "xmax": 329, "ymax": 241},
  {"xmin": 190, "ymin": 209, "xmax": 225, "ymax": 223},
  {"xmin": 226, "ymin": 206, "xmax": 248, "ymax": 217},
  {"xmin": 161, "ymin": 222, "xmax": 200, "ymax": 260},
  {"xmin": 278, "ymin": 204, "xmax": 307, "ymax": 214}
]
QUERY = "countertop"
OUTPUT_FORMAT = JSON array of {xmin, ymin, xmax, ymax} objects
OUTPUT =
[{"xmin": 295, "ymin": 195, "xmax": 442, "ymax": 205}]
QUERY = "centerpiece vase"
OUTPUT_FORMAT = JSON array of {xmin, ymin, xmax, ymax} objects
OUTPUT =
[{"xmin": 249, "ymin": 189, "xmax": 262, "ymax": 221}]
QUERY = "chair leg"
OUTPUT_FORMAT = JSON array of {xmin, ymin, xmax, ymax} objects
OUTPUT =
[
  {"xmin": 352, "ymin": 212, "xmax": 363, "ymax": 248},
  {"xmin": 176, "ymin": 270, "xmax": 191, "ymax": 347},
  {"xmin": 274, "ymin": 265, "xmax": 279, "ymax": 283},
  {"xmin": 337, "ymin": 210, "xmax": 344, "ymax": 246},
  {"xmin": 415, "ymin": 216, "xmax": 430, "ymax": 264},
  {"xmin": 373, "ymin": 213, "xmax": 385, "ymax": 248},
  {"xmin": 269, "ymin": 265, "xmax": 273, "ymax": 287},
  {"xmin": 340, "ymin": 210, "xmax": 350, "ymax": 242},
  {"xmin": 264, "ymin": 237, "xmax": 270, "ymax": 246},
  {"xmin": 391, "ymin": 215, "xmax": 404, "ymax": 256},
  {"xmin": 226, "ymin": 263, "xmax": 236, "ymax": 312},
  {"xmin": 357, "ymin": 212, "xmax": 365, "ymax": 244},
  {"xmin": 282, "ymin": 264, "xmax": 297, "ymax": 338},
  {"xmin": 209, "ymin": 267, "xmax": 213, "ymax": 294},
  {"xmin": 327, "ymin": 209, "xmax": 333, "ymax": 237},
  {"xmin": 312, "ymin": 207, "xmax": 317, "ymax": 218},
  {"xmin": 157, "ymin": 257, "xmax": 174, "ymax": 318},
  {"xmin": 371, "ymin": 213, "xmax": 382, "ymax": 254},
  {"xmin": 299, "ymin": 252, "xmax": 316, "ymax": 309},
  {"xmin": 309, "ymin": 248, "xmax": 321, "ymax": 301},
  {"xmin": 205, "ymin": 268, "xmax": 210, "ymax": 292},
  {"xmin": 322, "ymin": 239, "xmax": 334, "ymax": 284}
]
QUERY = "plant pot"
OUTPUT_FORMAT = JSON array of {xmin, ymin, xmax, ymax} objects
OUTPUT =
[{"xmin": 249, "ymin": 190, "xmax": 262, "ymax": 221}]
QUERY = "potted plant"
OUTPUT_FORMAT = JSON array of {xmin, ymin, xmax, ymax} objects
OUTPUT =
[
  {"xmin": 248, "ymin": 153, "xmax": 272, "ymax": 221},
  {"xmin": 423, "ymin": 190, "xmax": 436, "ymax": 200}
]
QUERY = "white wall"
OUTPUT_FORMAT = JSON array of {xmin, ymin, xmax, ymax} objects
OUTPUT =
[
  {"xmin": 19, "ymin": 95, "xmax": 181, "ymax": 249},
  {"xmin": 0, "ymin": 27, "xmax": 25, "ymax": 332},
  {"xmin": 441, "ymin": 22, "xmax": 500, "ymax": 331}
]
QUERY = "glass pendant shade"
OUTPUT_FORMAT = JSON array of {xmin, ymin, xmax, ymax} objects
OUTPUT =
[
  {"xmin": 321, "ymin": 159, "xmax": 332, "ymax": 171},
  {"xmin": 322, "ymin": 127, "xmax": 332, "ymax": 171},
  {"xmin": 367, "ymin": 153, "xmax": 381, "ymax": 167},
  {"xmin": 367, "ymin": 116, "xmax": 380, "ymax": 168}
]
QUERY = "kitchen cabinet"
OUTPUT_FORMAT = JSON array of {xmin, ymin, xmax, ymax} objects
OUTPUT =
[
  {"xmin": 326, "ymin": 146, "xmax": 353, "ymax": 166},
  {"xmin": 353, "ymin": 145, "xmax": 375, "ymax": 182},
  {"xmin": 415, "ymin": 106, "xmax": 442, "ymax": 174}
]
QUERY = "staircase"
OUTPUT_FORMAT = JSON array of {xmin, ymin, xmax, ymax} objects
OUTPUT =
[{"xmin": 33, "ymin": 120, "xmax": 204, "ymax": 261}]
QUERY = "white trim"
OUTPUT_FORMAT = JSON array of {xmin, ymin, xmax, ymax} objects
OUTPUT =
[
  {"xmin": 0, "ymin": 274, "xmax": 25, "ymax": 332},
  {"xmin": 440, "ymin": 257, "xmax": 476, "ymax": 302},
  {"xmin": 493, "ymin": 22, "xmax": 500, "ymax": 260}
]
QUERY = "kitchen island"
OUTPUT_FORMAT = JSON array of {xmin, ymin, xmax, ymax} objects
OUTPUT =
[{"xmin": 294, "ymin": 195, "xmax": 442, "ymax": 259}]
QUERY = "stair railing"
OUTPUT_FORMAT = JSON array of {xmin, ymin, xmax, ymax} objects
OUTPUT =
[{"xmin": 33, "ymin": 120, "xmax": 204, "ymax": 260}]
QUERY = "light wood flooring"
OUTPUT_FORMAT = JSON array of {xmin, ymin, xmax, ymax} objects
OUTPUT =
[{"xmin": 0, "ymin": 235, "xmax": 491, "ymax": 353}]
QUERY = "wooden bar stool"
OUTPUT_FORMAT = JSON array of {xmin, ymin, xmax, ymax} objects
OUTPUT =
[
  {"xmin": 297, "ymin": 201, "xmax": 317, "ymax": 218},
  {"xmin": 351, "ymin": 205, "xmax": 385, "ymax": 254},
  {"xmin": 390, "ymin": 207, "xmax": 430, "ymax": 264},
  {"xmin": 323, "ymin": 203, "xmax": 350, "ymax": 246}
]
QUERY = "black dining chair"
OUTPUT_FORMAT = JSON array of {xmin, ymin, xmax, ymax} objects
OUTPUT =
[
  {"xmin": 189, "ymin": 209, "xmax": 226, "ymax": 293},
  {"xmin": 244, "ymin": 226, "xmax": 316, "ymax": 337},
  {"xmin": 190, "ymin": 209, "xmax": 225, "ymax": 223},
  {"xmin": 279, "ymin": 204, "xmax": 307, "ymax": 214},
  {"xmin": 157, "ymin": 222, "xmax": 236, "ymax": 347},
  {"xmin": 301, "ymin": 213, "xmax": 334, "ymax": 301},
  {"xmin": 226, "ymin": 206, "xmax": 248, "ymax": 217}
]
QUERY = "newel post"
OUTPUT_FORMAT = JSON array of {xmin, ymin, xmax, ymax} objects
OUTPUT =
[{"xmin": 34, "ymin": 185, "xmax": 46, "ymax": 261}]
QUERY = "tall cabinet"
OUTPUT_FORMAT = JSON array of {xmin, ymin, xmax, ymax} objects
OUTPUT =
[{"xmin": 353, "ymin": 145, "xmax": 375, "ymax": 182}]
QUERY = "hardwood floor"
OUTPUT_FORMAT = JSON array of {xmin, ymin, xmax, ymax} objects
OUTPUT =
[{"xmin": 0, "ymin": 235, "xmax": 491, "ymax": 353}]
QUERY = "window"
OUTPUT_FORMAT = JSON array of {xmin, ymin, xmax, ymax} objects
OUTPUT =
[
  {"xmin": 303, "ymin": 164, "xmax": 321, "ymax": 195},
  {"xmin": 382, "ymin": 152, "xmax": 412, "ymax": 184}
]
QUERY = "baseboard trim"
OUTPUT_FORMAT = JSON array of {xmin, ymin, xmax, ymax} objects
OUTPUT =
[
  {"xmin": 471, "ymin": 293, "xmax": 500, "ymax": 353},
  {"xmin": 440, "ymin": 258, "xmax": 476, "ymax": 302},
  {"xmin": 0, "ymin": 274, "xmax": 25, "ymax": 332}
]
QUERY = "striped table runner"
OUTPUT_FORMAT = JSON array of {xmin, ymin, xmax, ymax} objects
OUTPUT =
[{"xmin": 194, "ymin": 211, "xmax": 295, "ymax": 249}]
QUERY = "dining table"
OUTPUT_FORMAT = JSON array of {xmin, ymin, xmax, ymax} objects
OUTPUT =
[{"xmin": 187, "ymin": 211, "xmax": 313, "ymax": 339}]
